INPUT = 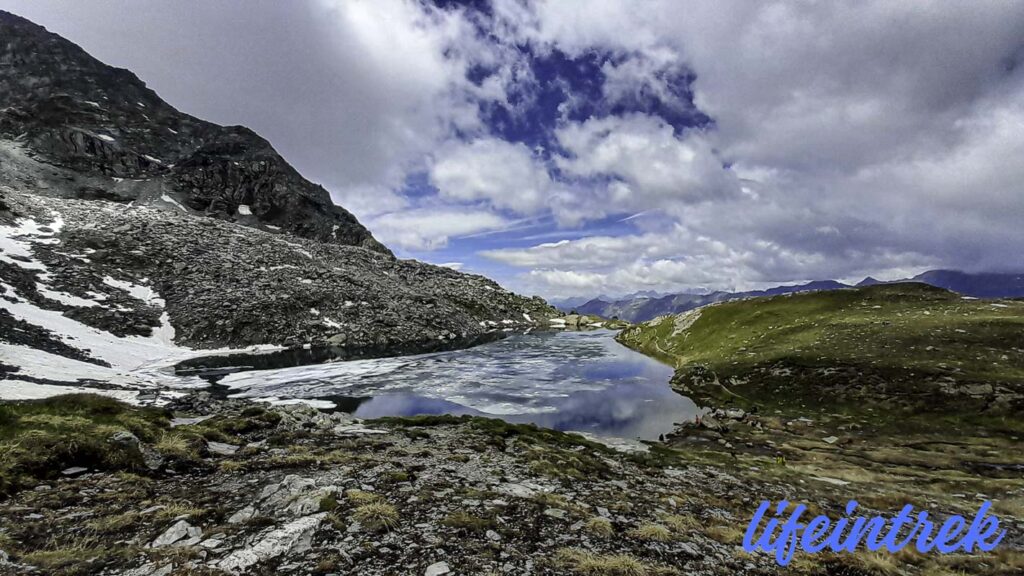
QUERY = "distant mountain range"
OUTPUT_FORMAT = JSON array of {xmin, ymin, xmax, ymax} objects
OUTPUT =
[
  {"xmin": 548, "ymin": 290, "xmax": 666, "ymax": 311},
  {"xmin": 563, "ymin": 270, "xmax": 1024, "ymax": 322}
]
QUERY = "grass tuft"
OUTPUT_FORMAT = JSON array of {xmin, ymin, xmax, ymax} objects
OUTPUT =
[
  {"xmin": 553, "ymin": 548, "xmax": 678, "ymax": 576},
  {"xmin": 583, "ymin": 517, "xmax": 614, "ymax": 537},
  {"xmin": 352, "ymin": 501, "xmax": 399, "ymax": 532},
  {"xmin": 627, "ymin": 523, "xmax": 672, "ymax": 542}
]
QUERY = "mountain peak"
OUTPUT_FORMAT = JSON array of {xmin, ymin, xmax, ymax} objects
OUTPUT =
[{"xmin": 0, "ymin": 10, "xmax": 390, "ymax": 255}]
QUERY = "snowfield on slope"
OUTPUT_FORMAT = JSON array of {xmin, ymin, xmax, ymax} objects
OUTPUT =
[{"xmin": 0, "ymin": 211, "xmax": 280, "ymax": 403}]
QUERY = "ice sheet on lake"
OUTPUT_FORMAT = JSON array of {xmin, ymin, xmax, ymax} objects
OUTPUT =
[{"xmin": 218, "ymin": 330, "xmax": 697, "ymax": 439}]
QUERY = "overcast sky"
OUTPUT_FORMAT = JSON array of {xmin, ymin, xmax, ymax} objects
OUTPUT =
[{"xmin": 4, "ymin": 1, "xmax": 1024, "ymax": 299}]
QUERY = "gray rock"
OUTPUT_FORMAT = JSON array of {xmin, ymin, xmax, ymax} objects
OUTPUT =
[
  {"xmin": 142, "ymin": 446, "xmax": 165, "ymax": 471},
  {"xmin": 118, "ymin": 564, "xmax": 173, "ymax": 576},
  {"xmin": 206, "ymin": 441, "xmax": 240, "ymax": 456},
  {"xmin": 724, "ymin": 408, "xmax": 747, "ymax": 420},
  {"xmin": 61, "ymin": 466, "xmax": 88, "ymax": 476},
  {"xmin": 151, "ymin": 519, "xmax": 201, "ymax": 547},
  {"xmin": 108, "ymin": 430, "xmax": 140, "ymax": 450},
  {"xmin": 217, "ymin": 513, "xmax": 325, "ymax": 572},
  {"xmin": 170, "ymin": 415, "xmax": 214, "ymax": 427},
  {"xmin": 543, "ymin": 508, "xmax": 567, "ymax": 519},
  {"xmin": 425, "ymin": 561, "xmax": 451, "ymax": 576},
  {"xmin": 495, "ymin": 482, "xmax": 538, "ymax": 499},
  {"xmin": 200, "ymin": 538, "xmax": 223, "ymax": 549},
  {"xmin": 227, "ymin": 505, "xmax": 257, "ymax": 525}
]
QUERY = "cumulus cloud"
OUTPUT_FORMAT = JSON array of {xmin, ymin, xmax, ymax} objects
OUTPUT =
[
  {"xmin": 487, "ymin": 220, "xmax": 937, "ymax": 299},
  {"xmin": 477, "ymin": 0, "xmax": 1024, "ymax": 297},
  {"xmin": 554, "ymin": 114, "xmax": 739, "ymax": 210},
  {"xmin": 430, "ymin": 138, "xmax": 551, "ymax": 214}
]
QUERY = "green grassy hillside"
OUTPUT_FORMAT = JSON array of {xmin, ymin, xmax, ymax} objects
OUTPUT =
[{"xmin": 618, "ymin": 283, "xmax": 1024, "ymax": 417}]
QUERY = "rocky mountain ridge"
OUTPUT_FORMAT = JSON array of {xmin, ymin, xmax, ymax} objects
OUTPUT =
[{"xmin": 0, "ymin": 10, "xmax": 388, "ymax": 254}]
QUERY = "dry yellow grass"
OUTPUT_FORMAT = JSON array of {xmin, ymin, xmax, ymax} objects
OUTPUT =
[
  {"xmin": 583, "ymin": 517, "xmax": 614, "ymax": 537},
  {"xmin": 627, "ymin": 523, "xmax": 672, "ymax": 542},
  {"xmin": 658, "ymin": 513, "xmax": 700, "ymax": 534},
  {"xmin": 553, "ymin": 548, "xmax": 678, "ymax": 576},
  {"xmin": 345, "ymin": 488, "xmax": 381, "ymax": 504},
  {"xmin": 352, "ymin": 502, "xmax": 399, "ymax": 531}
]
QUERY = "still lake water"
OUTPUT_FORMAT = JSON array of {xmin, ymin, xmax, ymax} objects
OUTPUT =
[{"xmin": 217, "ymin": 330, "xmax": 698, "ymax": 441}]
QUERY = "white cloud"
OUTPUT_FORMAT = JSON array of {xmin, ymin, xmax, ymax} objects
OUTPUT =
[
  {"xmin": 312, "ymin": 0, "xmax": 488, "ymax": 209},
  {"xmin": 526, "ymin": 269, "xmax": 608, "ymax": 291},
  {"xmin": 430, "ymin": 138, "xmax": 551, "ymax": 214},
  {"xmin": 478, "ymin": 0, "xmax": 1024, "ymax": 297},
  {"xmin": 600, "ymin": 47, "xmax": 688, "ymax": 112},
  {"xmin": 555, "ymin": 114, "xmax": 739, "ymax": 210},
  {"xmin": 369, "ymin": 208, "xmax": 509, "ymax": 251}
]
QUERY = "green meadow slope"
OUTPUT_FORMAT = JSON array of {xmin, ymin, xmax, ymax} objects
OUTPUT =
[
  {"xmin": 616, "ymin": 283, "xmax": 1024, "ymax": 575},
  {"xmin": 618, "ymin": 283, "xmax": 1024, "ymax": 418}
]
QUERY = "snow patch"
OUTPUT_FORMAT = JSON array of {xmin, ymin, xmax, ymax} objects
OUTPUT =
[
  {"xmin": 252, "ymin": 397, "xmax": 337, "ymax": 410},
  {"xmin": 35, "ymin": 284, "xmax": 102, "ymax": 308},
  {"xmin": 97, "ymin": 134, "xmax": 115, "ymax": 142},
  {"xmin": 160, "ymin": 194, "xmax": 188, "ymax": 213},
  {"xmin": 103, "ymin": 276, "xmax": 164, "ymax": 307},
  {"xmin": 237, "ymin": 204, "xmax": 252, "ymax": 216},
  {"xmin": 0, "ymin": 213, "xmax": 62, "ymax": 270}
]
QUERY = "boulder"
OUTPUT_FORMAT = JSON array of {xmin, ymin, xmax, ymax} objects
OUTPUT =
[
  {"xmin": 150, "ymin": 520, "xmax": 201, "ymax": 547},
  {"xmin": 217, "ymin": 513, "xmax": 325, "ymax": 572}
]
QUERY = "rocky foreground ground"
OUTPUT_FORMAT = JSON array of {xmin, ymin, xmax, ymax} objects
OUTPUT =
[
  {"xmin": 2, "ymin": 390, "xmax": 1022, "ymax": 576},
  {"xmin": 0, "ymin": 393, "xmax": 781, "ymax": 576}
]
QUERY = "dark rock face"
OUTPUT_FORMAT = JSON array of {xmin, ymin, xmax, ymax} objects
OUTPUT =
[{"xmin": 0, "ymin": 10, "xmax": 389, "ymax": 255}]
